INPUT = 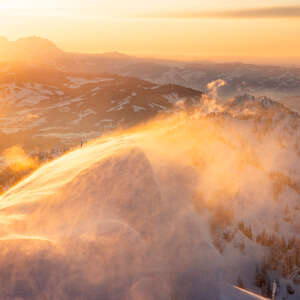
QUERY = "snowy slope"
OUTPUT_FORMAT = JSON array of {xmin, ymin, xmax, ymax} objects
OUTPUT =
[
  {"xmin": 0, "ymin": 64, "xmax": 202, "ymax": 152},
  {"xmin": 0, "ymin": 104, "xmax": 299, "ymax": 299}
]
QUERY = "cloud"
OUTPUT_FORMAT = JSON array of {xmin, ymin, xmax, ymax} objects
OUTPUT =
[{"xmin": 138, "ymin": 6, "xmax": 300, "ymax": 19}]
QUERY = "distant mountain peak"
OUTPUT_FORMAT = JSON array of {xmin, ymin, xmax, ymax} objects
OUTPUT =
[
  {"xmin": 0, "ymin": 36, "xmax": 61, "ymax": 51},
  {"xmin": 0, "ymin": 35, "xmax": 63, "ymax": 64},
  {"xmin": 14, "ymin": 36, "xmax": 61, "ymax": 51}
]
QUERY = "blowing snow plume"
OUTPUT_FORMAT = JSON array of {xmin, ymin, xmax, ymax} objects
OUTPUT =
[
  {"xmin": 207, "ymin": 79, "xmax": 226, "ymax": 100},
  {"xmin": 2, "ymin": 145, "xmax": 37, "ymax": 172},
  {"xmin": 0, "ymin": 99, "xmax": 299, "ymax": 299}
]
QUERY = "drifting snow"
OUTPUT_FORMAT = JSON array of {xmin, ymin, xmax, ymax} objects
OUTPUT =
[{"xmin": 0, "ymin": 106, "xmax": 299, "ymax": 299}]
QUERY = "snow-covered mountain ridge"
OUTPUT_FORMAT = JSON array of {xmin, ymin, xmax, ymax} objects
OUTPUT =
[
  {"xmin": 0, "ymin": 101, "xmax": 299, "ymax": 299},
  {"xmin": 0, "ymin": 37, "xmax": 299, "ymax": 298},
  {"xmin": 2, "ymin": 36, "xmax": 300, "ymax": 114},
  {"xmin": 0, "ymin": 64, "xmax": 202, "ymax": 153}
]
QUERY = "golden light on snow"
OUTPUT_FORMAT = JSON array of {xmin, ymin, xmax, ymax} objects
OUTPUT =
[
  {"xmin": 0, "ymin": 108, "xmax": 278, "ymax": 228},
  {"xmin": 2, "ymin": 145, "xmax": 37, "ymax": 172},
  {"xmin": 0, "ymin": 106, "xmax": 297, "ymax": 298}
]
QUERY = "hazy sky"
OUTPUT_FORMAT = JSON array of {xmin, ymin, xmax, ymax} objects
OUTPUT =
[{"xmin": 1, "ymin": 0, "xmax": 300, "ymax": 60}]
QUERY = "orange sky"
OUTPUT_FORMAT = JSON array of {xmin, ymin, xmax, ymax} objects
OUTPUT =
[{"xmin": 1, "ymin": 0, "xmax": 300, "ymax": 62}]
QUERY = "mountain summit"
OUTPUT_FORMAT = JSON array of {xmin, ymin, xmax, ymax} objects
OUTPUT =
[{"xmin": 0, "ymin": 36, "xmax": 63, "ymax": 63}]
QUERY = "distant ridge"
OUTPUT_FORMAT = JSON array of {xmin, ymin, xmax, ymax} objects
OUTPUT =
[{"xmin": 0, "ymin": 36, "xmax": 63, "ymax": 63}]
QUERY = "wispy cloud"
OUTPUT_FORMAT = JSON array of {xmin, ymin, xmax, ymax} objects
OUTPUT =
[{"xmin": 138, "ymin": 6, "xmax": 300, "ymax": 19}]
